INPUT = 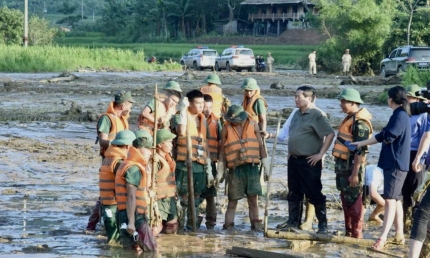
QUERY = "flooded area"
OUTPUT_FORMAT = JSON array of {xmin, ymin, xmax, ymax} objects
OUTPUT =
[{"xmin": 0, "ymin": 71, "xmax": 407, "ymax": 257}]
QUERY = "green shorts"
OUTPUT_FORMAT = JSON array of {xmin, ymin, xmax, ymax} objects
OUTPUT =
[
  {"xmin": 157, "ymin": 197, "xmax": 177, "ymax": 221},
  {"xmin": 176, "ymin": 162, "xmax": 207, "ymax": 196},
  {"xmin": 228, "ymin": 163, "xmax": 262, "ymax": 201}
]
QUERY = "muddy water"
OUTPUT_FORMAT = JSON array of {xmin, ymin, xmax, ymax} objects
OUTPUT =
[{"xmin": 0, "ymin": 72, "xmax": 406, "ymax": 257}]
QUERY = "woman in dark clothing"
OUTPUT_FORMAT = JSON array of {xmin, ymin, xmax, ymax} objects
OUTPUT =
[{"xmin": 352, "ymin": 86, "xmax": 411, "ymax": 250}]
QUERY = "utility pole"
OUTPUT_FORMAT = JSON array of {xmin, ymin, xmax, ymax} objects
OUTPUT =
[
  {"xmin": 93, "ymin": 9, "xmax": 94, "ymax": 22},
  {"xmin": 24, "ymin": 0, "xmax": 28, "ymax": 47}
]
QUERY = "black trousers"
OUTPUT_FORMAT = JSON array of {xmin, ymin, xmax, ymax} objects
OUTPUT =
[
  {"xmin": 287, "ymin": 156, "xmax": 326, "ymax": 205},
  {"xmin": 402, "ymin": 151, "xmax": 424, "ymax": 209},
  {"xmin": 411, "ymin": 189, "xmax": 430, "ymax": 241}
]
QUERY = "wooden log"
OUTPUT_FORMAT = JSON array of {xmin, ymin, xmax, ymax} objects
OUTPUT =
[
  {"xmin": 266, "ymin": 229, "xmax": 375, "ymax": 247},
  {"xmin": 285, "ymin": 240, "xmax": 314, "ymax": 251},
  {"xmin": 41, "ymin": 75, "xmax": 78, "ymax": 83},
  {"xmin": 225, "ymin": 246, "xmax": 301, "ymax": 258}
]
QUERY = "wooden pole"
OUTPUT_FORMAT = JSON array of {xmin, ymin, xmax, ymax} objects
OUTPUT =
[
  {"xmin": 23, "ymin": 0, "xmax": 28, "ymax": 47},
  {"xmin": 149, "ymin": 84, "xmax": 159, "ymax": 228},
  {"xmin": 266, "ymin": 230, "xmax": 376, "ymax": 247},
  {"xmin": 264, "ymin": 114, "xmax": 282, "ymax": 233},
  {"xmin": 226, "ymin": 246, "xmax": 301, "ymax": 258},
  {"xmin": 186, "ymin": 108, "xmax": 196, "ymax": 232}
]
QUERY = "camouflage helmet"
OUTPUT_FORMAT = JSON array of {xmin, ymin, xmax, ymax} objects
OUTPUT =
[
  {"xmin": 156, "ymin": 128, "xmax": 177, "ymax": 145},
  {"xmin": 163, "ymin": 80, "xmax": 182, "ymax": 93},
  {"xmin": 336, "ymin": 88, "xmax": 363, "ymax": 104},
  {"xmin": 133, "ymin": 129, "xmax": 153, "ymax": 149},
  {"xmin": 241, "ymin": 78, "xmax": 260, "ymax": 90},
  {"xmin": 204, "ymin": 73, "xmax": 222, "ymax": 85},
  {"xmin": 110, "ymin": 130, "xmax": 136, "ymax": 146}
]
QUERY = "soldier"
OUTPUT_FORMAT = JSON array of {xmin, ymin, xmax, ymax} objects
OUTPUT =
[
  {"xmin": 333, "ymin": 88, "xmax": 373, "ymax": 238},
  {"xmin": 99, "ymin": 130, "xmax": 136, "ymax": 244},
  {"xmin": 138, "ymin": 81, "xmax": 182, "ymax": 135},
  {"xmin": 219, "ymin": 105, "xmax": 269, "ymax": 230},
  {"xmin": 115, "ymin": 129, "xmax": 157, "ymax": 251},
  {"xmin": 277, "ymin": 86, "xmax": 335, "ymax": 234},
  {"xmin": 200, "ymin": 74, "xmax": 223, "ymax": 118},
  {"xmin": 199, "ymin": 94, "xmax": 223, "ymax": 229},
  {"xmin": 86, "ymin": 91, "xmax": 135, "ymax": 232},
  {"xmin": 308, "ymin": 50, "xmax": 317, "ymax": 75},
  {"xmin": 172, "ymin": 89, "xmax": 212, "ymax": 231},
  {"xmin": 267, "ymin": 52, "xmax": 274, "ymax": 73},
  {"xmin": 153, "ymin": 128, "xmax": 179, "ymax": 234},
  {"xmin": 342, "ymin": 49, "xmax": 352, "ymax": 75},
  {"xmin": 241, "ymin": 78, "xmax": 269, "ymax": 138}
]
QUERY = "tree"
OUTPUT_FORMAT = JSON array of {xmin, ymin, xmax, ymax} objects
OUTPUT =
[
  {"xmin": 316, "ymin": 0, "xmax": 397, "ymax": 74},
  {"xmin": 398, "ymin": 0, "xmax": 422, "ymax": 45},
  {"xmin": 29, "ymin": 15, "xmax": 57, "ymax": 45},
  {"xmin": 0, "ymin": 6, "xmax": 23, "ymax": 44}
]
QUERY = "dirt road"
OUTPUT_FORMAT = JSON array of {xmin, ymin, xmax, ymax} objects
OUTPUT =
[{"xmin": 0, "ymin": 71, "xmax": 406, "ymax": 257}]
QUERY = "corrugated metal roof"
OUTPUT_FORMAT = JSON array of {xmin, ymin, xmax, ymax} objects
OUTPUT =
[{"xmin": 241, "ymin": 0, "xmax": 307, "ymax": 5}]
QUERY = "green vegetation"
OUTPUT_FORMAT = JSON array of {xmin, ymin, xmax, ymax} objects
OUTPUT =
[
  {"xmin": 402, "ymin": 66, "xmax": 430, "ymax": 87},
  {"xmin": 0, "ymin": 45, "xmax": 181, "ymax": 72}
]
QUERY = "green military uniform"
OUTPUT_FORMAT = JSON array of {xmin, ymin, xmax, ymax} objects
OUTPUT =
[
  {"xmin": 252, "ymin": 99, "xmax": 266, "ymax": 116},
  {"xmin": 97, "ymin": 116, "xmax": 112, "ymax": 135}
]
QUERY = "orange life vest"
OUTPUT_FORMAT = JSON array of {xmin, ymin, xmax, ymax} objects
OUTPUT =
[
  {"xmin": 137, "ymin": 97, "xmax": 175, "ymax": 135},
  {"xmin": 99, "ymin": 146, "xmax": 128, "ymax": 205},
  {"xmin": 206, "ymin": 113, "xmax": 219, "ymax": 162},
  {"xmin": 97, "ymin": 102, "xmax": 129, "ymax": 156},
  {"xmin": 332, "ymin": 108, "xmax": 373, "ymax": 161},
  {"xmin": 242, "ymin": 91, "xmax": 268, "ymax": 122},
  {"xmin": 115, "ymin": 147, "xmax": 149, "ymax": 214},
  {"xmin": 155, "ymin": 152, "xmax": 176, "ymax": 199},
  {"xmin": 176, "ymin": 110, "xmax": 208, "ymax": 165},
  {"xmin": 224, "ymin": 118, "xmax": 260, "ymax": 169},
  {"xmin": 200, "ymin": 85, "xmax": 223, "ymax": 118}
]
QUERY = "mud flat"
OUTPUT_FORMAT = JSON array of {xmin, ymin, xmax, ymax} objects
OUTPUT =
[{"xmin": 0, "ymin": 71, "xmax": 406, "ymax": 257}]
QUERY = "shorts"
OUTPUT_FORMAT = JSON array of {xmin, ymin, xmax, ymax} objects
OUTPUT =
[
  {"xmin": 383, "ymin": 168, "xmax": 408, "ymax": 200},
  {"xmin": 176, "ymin": 169, "xmax": 207, "ymax": 196},
  {"xmin": 228, "ymin": 163, "xmax": 262, "ymax": 201},
  {"xmin": 157, "ymin": 197, "xmax": 177, "ymax": 221}
]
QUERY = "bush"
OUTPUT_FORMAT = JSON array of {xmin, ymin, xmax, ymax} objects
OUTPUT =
[{"xmin": 402, "ymin": 66, "xmax": 430, "ymax": 87}]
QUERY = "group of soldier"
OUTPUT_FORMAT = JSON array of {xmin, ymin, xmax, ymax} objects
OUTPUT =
[{"xmin": 83, "ymin": 71, "xmax": 430, "ymax": 256}]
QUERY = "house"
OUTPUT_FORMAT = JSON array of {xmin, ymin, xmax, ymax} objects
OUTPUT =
[{"xmin": 241, "ymin": 0, "xmax": 317, "ymax": 36}]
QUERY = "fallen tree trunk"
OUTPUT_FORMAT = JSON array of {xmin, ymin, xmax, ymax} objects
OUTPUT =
[
  {"xmin": 266, "ymin": 230, "xmax": 375, "ymax": 247},
  {"xmin": 40, "ymin": 75, "xmax": 78, "ymax": 83},
  {"xmin": 226, "ymin": 246, "xmax": 301, "ymax": 258}
]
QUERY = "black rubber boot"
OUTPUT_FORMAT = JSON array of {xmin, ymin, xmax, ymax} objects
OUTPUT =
[
  {"xmin": 314, "ymin": 202, "xmax": 328, "ymax": 234},
  {"xmin": 277, "ymin": 201, "xmax": 301, "ymax": 229}
]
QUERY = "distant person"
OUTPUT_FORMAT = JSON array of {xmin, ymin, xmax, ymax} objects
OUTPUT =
[
  {"xmin": 267, "ymin": 52, "xmax": 274, "ymax": 73},
  {"xmin": 342, "ymin": 49, "xmax": 352, "ymax": 75},
  {"xmin": 308, "ymin": 51, "xmax": 317, "ymax": 75},
  {"xmin": 364, "ymin": 165, "xmax": 385, "ymax": 224}
]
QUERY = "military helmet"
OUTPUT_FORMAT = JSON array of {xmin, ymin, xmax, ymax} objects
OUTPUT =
[
  {"xmin": 241, "ymin": 78, "xmax": 260, "ymax": 90},
  {"xmin": 336, "ymin": 88, "xmax": 363, "ymax": 104},
  {"xmin": 110, "ymin": 130, "xmax": 136, "ymax": 146},
  {"xmin": 405, "ymin": 84, "xmax": 426, "ymax": 100},
  {"xmin": 156, "ymin": 128, "xmax": 177, "ymax": 145},
  {"xmin": 163, "ymin": 80, "xmax": 182, "ymax": 92},
  {"xmin": 133, "ymin": 129, "xmax": 153, "ymax": 149},
  {"xmin": 204, "ymin": 73, "xmax": 222, "ymax": 85}
]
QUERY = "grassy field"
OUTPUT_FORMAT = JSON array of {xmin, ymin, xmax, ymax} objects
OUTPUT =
[
  {"xmin": 56, "ymin": 35, "xmax": 315, "ymax": 66},
  {"xmin": 0, "ymin": 44, "xmax": 181, "ymax": 72}
]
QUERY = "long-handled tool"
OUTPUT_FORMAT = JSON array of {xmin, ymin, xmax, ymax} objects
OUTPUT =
[
  {"xmin": 186, "ymin": 109, "xmax": 197, "ymax": 232},
  {"xmin": 264, "ymin": 113, "xmax": 282, "ymax": 234}
]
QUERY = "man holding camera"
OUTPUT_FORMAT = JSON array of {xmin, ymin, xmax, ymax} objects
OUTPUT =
[{"xmin": 333, "ymin": 88, "xmax": 373, "ymax": 238}]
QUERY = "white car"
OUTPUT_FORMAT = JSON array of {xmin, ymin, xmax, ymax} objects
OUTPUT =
[
  {"xmin": 215, "ymin": 46, "xmax": 256, "ymax": 72},
  {"xmin": 180, "ymin": 46, "xmax": 217, "ymax": 70}
]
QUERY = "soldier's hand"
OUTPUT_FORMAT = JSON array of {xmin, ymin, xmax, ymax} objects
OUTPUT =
[{"xmin": 348, "ymin": 175, "xmax": 359, "ymax": 188}]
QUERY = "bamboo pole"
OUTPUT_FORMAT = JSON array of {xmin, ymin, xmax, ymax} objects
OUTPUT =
[
  {"xmin": 186, "ymin": 106, "xmax": 196, "ymax": 232},
  {"xmin": 149, "ymin": 84, "xmax": 159, "ymax": 228}
]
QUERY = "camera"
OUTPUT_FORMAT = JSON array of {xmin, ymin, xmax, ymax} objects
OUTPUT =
[{"xmin": 415, "ymin": 81, "xmax": 430, "ymax": 100}]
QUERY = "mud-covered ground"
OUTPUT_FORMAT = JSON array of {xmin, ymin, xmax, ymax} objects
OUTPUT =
[{"xmin": 0, "ymin": 70, "xmax": 407, "ymax": 257}]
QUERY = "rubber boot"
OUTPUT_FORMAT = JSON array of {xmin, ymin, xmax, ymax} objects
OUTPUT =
[
  {"xmin": 276, "ymin": 201, "xmax": 301, "ymax": 229},
  {"xmin": 314, "ymin": 202, "xmax": 328, "ymax": 234},
  {"xmin": 341, "ymin": 193, "xmax": 352, "ymax": 237},
  {"xmin": 86, "ymin": 200, "xmax": 101, "ymax": 231},
  {"xmin": 350, "ymin": 194, "xmax": 364, "ymax": 239},
  {"xmin": 299, "ymin": 200, "xmax": 315, "ymax": 231}
]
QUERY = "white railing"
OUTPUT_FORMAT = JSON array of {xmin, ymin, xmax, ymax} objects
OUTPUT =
[{"xmin": 249, "ymin": 12, "xmax": 306, "ymax": 21}]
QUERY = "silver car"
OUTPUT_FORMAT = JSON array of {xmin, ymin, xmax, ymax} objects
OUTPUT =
[
  {"xmin": 180, "ymin": 46, "xmax": 217, "ymax": 70},
  {"xmin": 215, "ymin": 46, "xmax": 256, "ymax": 72},
  {"xmin": 380, "ymin": 46, "xmax": 430, "ymax": 77}
]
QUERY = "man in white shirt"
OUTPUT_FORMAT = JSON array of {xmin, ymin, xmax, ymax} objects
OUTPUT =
[
  {"xmin": 364, "ymin": 164, "xmax": 385, "ymax": 223},
  {"xmin": 342, "ymin": 49, "xmax": 352, "ymax": 75},
  {"xmin": 308, "ymin": 51, "xmax": 317, "ymax": 75}
]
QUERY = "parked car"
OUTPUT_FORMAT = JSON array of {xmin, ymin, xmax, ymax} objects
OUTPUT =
[
  {"xmin": 215, "ymin": 46, "xmax": 256, "ymax": 72},
  {"xmin": 180, "ymin": 46, "xmax": 217, "ymax": 70},
  {"xmin": 380, "ymin": 46, "xmax": 430, "ymax": 77}
]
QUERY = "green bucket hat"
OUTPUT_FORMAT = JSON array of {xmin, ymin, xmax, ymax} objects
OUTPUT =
[
  {"xmin": 133, "ymin": 129, "xmax": 153, "ymax": 149},
  {"xmin": 406, "ymin": 84, "xmax": 426, "ymax": 100},
  {"xmin": 114, "ymin": 91, "xmax": 135, "ymax": 103},
  {"xmin": 241, "ymin": 78, "xmax": 260, "ymax": 90},
  {"xmin": 336, "ymin": 88, "xmax": 363, "ymax": 104},
  {"xmin": 204, "ymin": 73, "xmax": 222, "ymax": 85},
  {"xmin": 156, "ymin": 128, "xmax": 177, "ymax": 145},
  {"xmin": 163, "ymin": 80, "xmax": 182, "ymax": 93},
  {"xmin": 224, "ymin": 105, "xmax": 248, "ymax": 123},
  {"xmin": 110, "ymin": 130, "xmax": 136, "ymax": 146}
]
